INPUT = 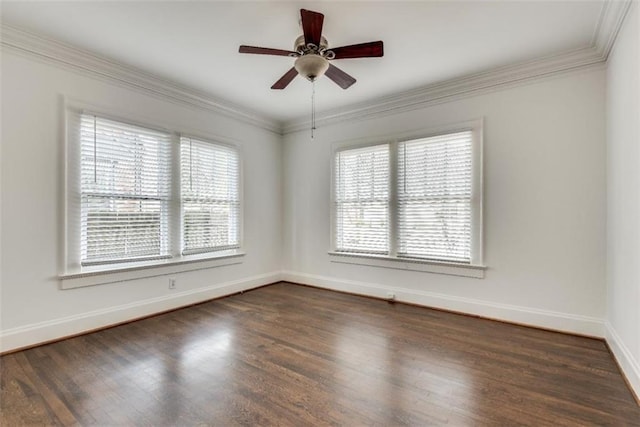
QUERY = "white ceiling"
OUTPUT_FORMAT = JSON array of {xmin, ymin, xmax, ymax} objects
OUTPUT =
[{"xmin": 1, "ymin": 1, "xmax": 605, "ymax": 123}]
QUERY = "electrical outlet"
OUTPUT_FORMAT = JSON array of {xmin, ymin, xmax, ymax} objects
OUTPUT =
[
  {"xmin": 169, "ymin": 278, "xmax": 176, "ymax": 290},
  {"xmin": 386, "ymin": 292, "xmax": 396, "ymax": 301}
]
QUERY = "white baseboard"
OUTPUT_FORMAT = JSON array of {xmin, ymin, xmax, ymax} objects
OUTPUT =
[
  {"xmin": 0, "ymin": 271, "xmax": 281, "ymax": 353},
  {"xmin": 3, "ymin": 269, "xmax": 637, "ymax": 404},
  {"xmin": 605, "ymin": 322, "xmax": 640, "ymax": 402},
  {"xmin": 1, "ymin": 270, "xmax": 611, "ymax": 356},
  {"xmin": 281, "ymin": 270, "xmax": 605, "ymax": 337}
]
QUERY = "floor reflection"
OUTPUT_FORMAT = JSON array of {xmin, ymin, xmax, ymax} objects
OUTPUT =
[
  {"xmin": 331, "ymin": 316, "xmax": 475, "ymax": 424},
  {"xmin": 4, "ymin": 284, "xmax": 638, "ymax": 425}
]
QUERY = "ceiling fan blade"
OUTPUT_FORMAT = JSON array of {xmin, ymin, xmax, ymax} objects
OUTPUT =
[
  {"xmin": 325, "ymin": 64, "xmax": 356, "ymax": 89},
  {"xmin": 301, "ymin": 9, "xmax": 324, "ymax": 48},
  {"xmin": 271, "ymin": 67, "xmax": 298, "ymax": 90},
  {"xmin": 329, "ymin": 41, "xmax": 384, "ymax": 59},
  {"xmin": 239, "ymin": 45, "xmax": 298, "ymax": 57}
]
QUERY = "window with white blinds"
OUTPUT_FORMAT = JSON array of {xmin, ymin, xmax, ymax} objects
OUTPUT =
[
  {"xmin": 334, "ymin": 144, "xmax": 389, "ymax": 254},
  {"xmin": 80, "ymin": 114, "xmax": 171, "ymax": 265},
  {"xmin": 333, "ymin": 126, "xmax": 481, "ymax": 265},
  {"xmin": 180, "ymin": 137, "xmax": 240, "ymax": 255},
  {"xmin": 398, "ymin": 131, "xmax": 473, "ymax": 262}
]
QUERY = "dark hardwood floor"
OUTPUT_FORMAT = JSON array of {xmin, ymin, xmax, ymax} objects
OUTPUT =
[{"xmin": 1, "ymin": 282, "xmax": 639, "ymax": 426}]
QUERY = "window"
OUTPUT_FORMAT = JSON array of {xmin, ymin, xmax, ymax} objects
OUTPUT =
[
  {"xmin": 333, "ymin": 123, "xmax": 482, "ymax": 266},
  {"xmin": 180, "ymin": 137, "xmax": 240, "ymax": 255},
  {"xmin": 397, "ymin": 131, "xmax": 473, "ymax": 262},
  {"xmin": 80, "ymin": 115, "xmax": 171, "ymax": 265},
  {"xmin": 68, "ymin": 111, "xmax": 242, "ymax": 275},
  {"xmin": 334, "ymin": 144, "xmax": 389, "ymax": 254}
]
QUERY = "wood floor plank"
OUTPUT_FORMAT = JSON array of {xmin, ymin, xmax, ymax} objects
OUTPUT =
[{"xmin": 1, "ymin": 282, "xmax": 638, "ymax": 426}]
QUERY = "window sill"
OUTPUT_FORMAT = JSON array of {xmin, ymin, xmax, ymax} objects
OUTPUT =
[
  {"xmin": 59, "ymin": 250, "xmax": 245, "ymax": 289},
  {"xmin": 328, "ymin": 251, "xmax": 486, "ymax": 279}
]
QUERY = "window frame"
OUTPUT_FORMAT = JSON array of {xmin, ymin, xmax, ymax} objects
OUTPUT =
[
  {"xmin": 330, "ymin": 119, "xmax": 485, "ymax": 277},
  {"xmin": 62, "ymin": 99, "xmax": 244, "ymax": 289}
]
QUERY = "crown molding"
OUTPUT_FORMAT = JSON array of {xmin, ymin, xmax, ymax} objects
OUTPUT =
[
  {"xmin": 283, "ymin": 0, "xmax": 632, "ymax": 134},
  {"xmin": 1, "ymin": 1, "xmax": 632, "ymax": 136},
  {"xmin": 0, "ymin": 24, "xmax": 282, "ymax": 134},
  {"xmin": 593, "ymin": 0, "xmax": 633, "ymax": 59},
  {"xmin": 283, "ymin": 47, "xmax": 606, "ymax": 134}
]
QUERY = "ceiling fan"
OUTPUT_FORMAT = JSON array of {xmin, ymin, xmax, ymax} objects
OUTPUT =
[{"xmin": 239, "ymin": 9, "xmax": 383, "ymax": 90}]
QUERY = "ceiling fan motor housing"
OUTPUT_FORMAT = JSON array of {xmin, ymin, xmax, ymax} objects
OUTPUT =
[{"xmin": 294, "ymin": 35, "xmax": 329, "ymax": 53}]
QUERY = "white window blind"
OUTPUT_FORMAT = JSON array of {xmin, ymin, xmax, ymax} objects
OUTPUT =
[
  {"xmin": 180, "ymin": 137, "xmax": 240, "ymax": 255},
  {"xmin": 334, "ymin": 144, "xmax": 389, "ymax": 254},
  {"xmin": 398, "ymin": 131, "xmax": 473, "ymax": 262},
  {"xmin": 80, "ymin": 114, "xmax": 171, "ymax": 265}
]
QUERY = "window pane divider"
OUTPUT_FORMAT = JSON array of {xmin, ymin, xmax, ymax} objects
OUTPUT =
[
  {"xmin": 389, "ymin": 140, "xmax": 399, "ymax": 257},
  {"xmin": 170, "ymin": 132, "xmax": 182, "ymax": 259}
]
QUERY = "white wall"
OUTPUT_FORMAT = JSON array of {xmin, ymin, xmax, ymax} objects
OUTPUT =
[
  {"xmin": 0, "ymin": 51, "xmax": 283, "ymax": 351},
  {"xmin": 283, "ymin": 68, "xmax": 607, "ymax": 337},
  {"xmin": 1, "ymin": 18, "xmax": 636, "ymax": 398},
  {"xmin": 606, "ymin": 2, "xmax": 640, "ymax": 399}
]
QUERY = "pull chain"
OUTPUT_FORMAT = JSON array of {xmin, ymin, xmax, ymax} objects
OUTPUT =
[{"xmin": 311, "ymin": 80, "xmax": 316, "ymax": 139}]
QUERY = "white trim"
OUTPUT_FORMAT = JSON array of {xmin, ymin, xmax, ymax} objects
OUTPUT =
[
  {"xmin": 63, "ymin": 103, "xmax": 82, "ymax": 272},
  {"xmin": 0, "ymin": 24, "xmax": 280, "ymax": 134},
  {"xmin": 605, "ymin": 322, "xmax": 640, "ymax": 402},
  {"xmin": 470, "ymin": 121, "xmax": 484, "ymax": 265},
  {"xmin": 281, "ymin": 270, "xmax": 605, "ymax": 337},
  {"xmin": 329, "ymin": 252, "xmax": 485, "ymax": 279},
  {"xmin": 593, "ymin": 0, "xmax": 634, "ymax": 59},
  {"xmin": 1, "ymin": 271, "xmax": 281, "ymax": 353},
  {"xmin": 60, "ymin": 251, "xmax": 246, "ymax": 289}
]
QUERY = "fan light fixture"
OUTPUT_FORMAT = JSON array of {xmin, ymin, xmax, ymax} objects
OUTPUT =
[
  {"xmin": 294, "ymin": 54, "xmax": 329, "ymax": 81},
  {"xmin": 238, "ymin": 9, "xmax": 384, "ymax": 137},
  {"xmin": 238, "ymin": 9, "xmax": 383, "ymax": 90}
]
